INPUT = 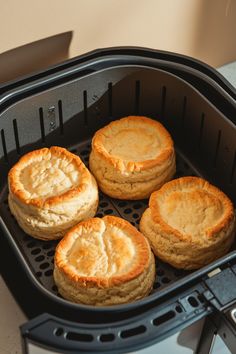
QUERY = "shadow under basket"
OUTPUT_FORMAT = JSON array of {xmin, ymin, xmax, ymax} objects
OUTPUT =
[{"xmin": 0, "ymin": 48, "xmax": 236, "ymax": 353}]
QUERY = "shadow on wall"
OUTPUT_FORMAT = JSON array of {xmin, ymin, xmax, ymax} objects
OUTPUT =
[{"xmin": 0, "ymin": 31, "xmax": 73, "ymax": 84}]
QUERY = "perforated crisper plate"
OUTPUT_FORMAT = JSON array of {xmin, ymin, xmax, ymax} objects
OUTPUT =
[{"xmin": 0, "ymin": 139, "xmax": 199, "ymax": 301}]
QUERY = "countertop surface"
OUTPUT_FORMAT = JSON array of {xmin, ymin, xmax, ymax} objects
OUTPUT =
[{"xmin": 0, "ymin": 61, "xmax": 235, "ymax": 354}]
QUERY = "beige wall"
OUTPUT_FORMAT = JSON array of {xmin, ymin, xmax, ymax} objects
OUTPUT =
[{"xmin": 0, "ymin": 0, "xmax": 236, "ymax": 82}]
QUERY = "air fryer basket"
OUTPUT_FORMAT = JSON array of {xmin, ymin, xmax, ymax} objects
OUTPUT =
[{"xmin": 1, "ymin": 50, "xmax": 236, "ymax": 353}]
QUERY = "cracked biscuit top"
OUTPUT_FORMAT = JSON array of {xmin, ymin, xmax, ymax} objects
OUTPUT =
[
  {"xmin": 8, "ymin": 146, "xmax": 91, "ymax": 208},
  {"xmin": 54, "ymin": 215, "xmax": 151, "ymax": 287},
  {"xmin": 91, "ymin": 116, "xmax": 174, "ymax": 172},
  {"xmin": 149, "ymin": 176, "xmax": 234, "ymax": 242}
]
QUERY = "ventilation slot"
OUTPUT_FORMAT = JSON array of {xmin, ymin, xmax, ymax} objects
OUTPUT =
[
  {"xmin": 214, "ymin": 130, "xmax": 221, "ymax": 168},
  {"xmin": 135, "ymin": 80, "xmax": 140, "ymax": 115},
  {"xmin": 175, "ymin": 305, "xmax": 183, "ymax": 313},
  {"xmin": 83, "ymin": 90, "xmax": 88, "ymax": 126},
  {"xmin": 99, "ymin": 333, "xmax": 115, "ymax": 342},
  {"xmin": 198, "ymin": 294, "xmax": 205, "ymax": 304},
  {"xmin": 54, "ymin": 328, "xmax": 64, "ymax": 337},
  {"xmin": 120, "ymin": 325, "xmax": 146, "ymax": 339},
  {"xmin": 13, "ymin": 119, "xmax": 20, "ymax": 154},
  {"xmin": 66, "ymin": 331, "xmax": 93, "ymax": 342},
  {"xmin": 198, "ymin": 113, "xmax": 205, "ymax": 150},
  {"xmin": 153, "ymin": 310, "xmax": 175, "ymax": 326},
  {"xmin": 188, "ymin": 296, "xmax": 199, "ymax": 308},
  {"xmin": 182, "ymin": 96, "xmax": 187, "ymax": 126},
  {"xmin": 58, "ymin": 100, "xmax": 64, "ymax": 134},
  {"xmin": 108, "ymin": 82, "xmax": 113, "ymax": 117},
  {"xmin": 230, "ymin": 150, "xmax": 236, "ymax": 184},
  {"xmin": 161, "ymin": 86, "xmax": 166, "ymax": 117},
  {"xmin": 1, "ymin": 129, "xmax": 8, "ymax": 162},
  {"xmin": 39, "ymin": 108, "xmax": 45, "ymax": 142}
]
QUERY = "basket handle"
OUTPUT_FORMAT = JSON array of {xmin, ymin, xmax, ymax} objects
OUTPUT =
[
  {"xmin": 20, "ymin": 293, "xmax": 211, "ymax": 354},
  {"xmin": 20, "ymin": 267, "xmax": 236, "ymax": 353},
  {"xmin": 195, "ymin": 267, "xmax": 236, "ymax": 353}
]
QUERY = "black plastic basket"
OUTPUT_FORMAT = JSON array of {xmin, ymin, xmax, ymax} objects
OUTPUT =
[{"xmin": 0, "ymin": 47, "xmax": 236, "ymax": 353}]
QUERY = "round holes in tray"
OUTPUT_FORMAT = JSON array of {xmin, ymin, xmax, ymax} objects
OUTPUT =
[
  {"xmin": 44, "ymin": 269, "xmax": 53, "ymax": 277},
  {"xmin": 43, "ymin": 243, "xmax": 54, "ymax": 250},
  {"xmin": 99, "ymin": 194, "xmax": 104, "ymax": 201},
  {"xmin": 35, "ymin": 255, "xmax": 45, "ymax": 262},
  {"xmin": 124, "ymin": 208, "xmax": 132, "ymax": 214},
  {"xmin": 117, "ymin": 201, "xmax": 127, "ymax": 208},
  {"xmin": 31, "ymin": 248, "xmax": 41, "ymax": 256},
  {"xmin": 35, "ymin": 271, "xmax": 42, "ymax": 278},
  {"xmin": 153, "ymin": 282, "xmax": 161, "ymax": 289},
  {"xmin": 162, "ymin": 277, "xmax": 171, "ymax": 284},
  {"xmin": 174, "ymin": 269, "xmax": 185, "ymax": 277},
  {"xmin": 156, "ymin": 269, "xmax": 164, "ymax": 276},
  {"xmin": 47, "ymin": 250, "xmax": 54, "ymax": 257},
  {"xmin": 0, "ymin": 142, "xmax": 196, "ymax": 302},
  {"xmin": 27, "ymin": 241, "xmax": 37, "ymax": 248},
  {"xmin": 39, "ymin": 262, "xmax": 50, "ymax": 270},
  {"xmin": 104, "ymin": 209, "xmax": 113, "ymax": 215},
  {"xmin": 133, "ymin": 203, "xmax": 142, "ymax": 210}
]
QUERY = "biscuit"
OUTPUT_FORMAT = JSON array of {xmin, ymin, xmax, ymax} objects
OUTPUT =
[
  {"xmin": 8, "ymin": 146, "xmax": 98, "ymax": 240},
  {"xmin": 140, "ymin": 177, "xmax": 235, "ymax": 270},
  {"xmin": 54, "ymin": 215, "xmax": 155, "ymax": 306},
  {"xmin": 89, "ymin": 116, "xmax": 175, "ymax": 200}
]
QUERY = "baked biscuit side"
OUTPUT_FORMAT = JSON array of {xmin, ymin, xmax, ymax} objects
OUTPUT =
[
  {"xmin": 140, "ymin": 208, "xmax": 235, "ymax": 270},
  {"xmin": 140, "ymin": 177, "xmax": 235, "ymax": 270},
  {"xmin": 53, "ymin": 216, "xmax": 156, "ymax": 305},
  {"xmin": 8, "ymin": 147, "xmax": 99, "ymax": 240},
  {"xmin": 89, "ymin": 150, "xmax": 176, "ymax": 200}
]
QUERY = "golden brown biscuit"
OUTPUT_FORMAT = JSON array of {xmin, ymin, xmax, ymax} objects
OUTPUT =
[
  {"xmin": 89, "ymin": 116, "xmax": 175, "ymax": 200},
  {"xmin": 54, "ymin": 215, "xmax": 155, "ymax": 306},
  {"xmin": 8, "ymin": 146, "xmax": 98, "ymax": 240},
  {"xmin": 140, "ymin": 177, "xmax": 235, "ymax": 270}
]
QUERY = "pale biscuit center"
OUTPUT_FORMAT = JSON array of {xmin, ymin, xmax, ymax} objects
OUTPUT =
[
  {"xmin": 20, "ymin": 156, "xmax": 80, "ymax": 198},
  {"xmin": 103, "ymin": 128, "xmax": 160, "ymax": 161},
  {"xmin": 68, "ymin": 226, "xmax": 135, "ymax": 277},
  {"xmin": 160, "ymin": 190, "xmax": 223, "ymax": 236}
]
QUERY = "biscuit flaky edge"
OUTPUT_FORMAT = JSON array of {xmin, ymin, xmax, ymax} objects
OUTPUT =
[
  {"xmin": 54, "ymin": 215, "xmax": 153, "ymax": 288},
  {"xmin": 149, "ymin": 176, "xmax": 235, "ymax": 243},
  {"xmin": 140, "ymin": 176, "xmax": 235, "ymax": 270},
  {"xmin": 8, "ymin": 146, "xmax": 92, "ymax": 208},
  {"xmin": 91, "ymin": 116, "xmax": 174, "ymax": 172}
]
